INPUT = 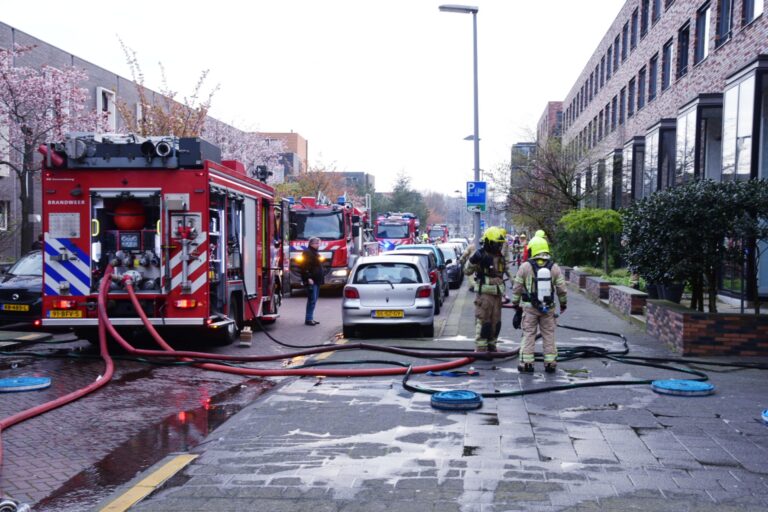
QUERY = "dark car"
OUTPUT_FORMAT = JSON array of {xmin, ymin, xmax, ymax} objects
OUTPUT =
[
  {"xmin": 437, "ymin": 243, "xmax": 463, "ymax": 289},
  {"xmin": 0, "ymin": 251, "xmax": 43, "ymax": 327},
  {"xmin": 393, "ymin": 244, "xmax": 450, "ymax": 299}
]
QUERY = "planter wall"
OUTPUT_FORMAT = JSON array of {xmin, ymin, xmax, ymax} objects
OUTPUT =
[
  {"xmin": 646, "ymin": 300, "xmax": 768, "ymax": 356},
  {"xmin": 568, "ymin": 269, "xmax": 592, "ymax": 289},
  {"xmin": 609, "ymin": 285, "xmax": 648, "ymax": 316},
  {"xmin": 585, "ymin": 276, "xmax": 611, "ymax": 300}
]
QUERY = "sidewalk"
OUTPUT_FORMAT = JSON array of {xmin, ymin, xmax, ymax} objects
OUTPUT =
[{"xmin": 128, "ymin": 283, "xmax": 768, "ymax": 511}]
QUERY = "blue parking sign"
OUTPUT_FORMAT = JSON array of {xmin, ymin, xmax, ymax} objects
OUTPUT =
[{"xmin": 466, "ymin": 181, "xmax": 487, "ymax": 207}]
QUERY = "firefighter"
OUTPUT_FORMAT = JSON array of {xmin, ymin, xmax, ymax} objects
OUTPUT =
[
  {"xmin": 464, "ymin": 227, "xmax": 510, "ymax": 352},
  {"xmin": 510, "ymin": 236, "xmax": 567, "ymax": 373},
  {"xmin": 526, "ymin": 229, "xmax": 547, "ymax": 260},
  {"xmin": 459, "ymin": 242, "xmax": 477, "ymax": 292}
]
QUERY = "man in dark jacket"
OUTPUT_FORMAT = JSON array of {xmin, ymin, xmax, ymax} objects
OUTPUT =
[{"xmin": 300, "ymin": 237, "xmax": 325, "ymax": 325}]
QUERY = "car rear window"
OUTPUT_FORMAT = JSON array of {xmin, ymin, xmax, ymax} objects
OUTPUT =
[{"xmin": 354, "ymin": 263, "xmax": 421, "ymax": 284}]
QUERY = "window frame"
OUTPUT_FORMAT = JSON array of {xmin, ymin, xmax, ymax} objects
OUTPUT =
[{"xmin": 694, "ymin": 3, "xmax": 711, "ymax": 65}]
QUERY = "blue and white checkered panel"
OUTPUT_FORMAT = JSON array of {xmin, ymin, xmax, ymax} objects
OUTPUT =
[{"xmin": 43, "ymin": 234, "xmax": 91, "ymax": 296}]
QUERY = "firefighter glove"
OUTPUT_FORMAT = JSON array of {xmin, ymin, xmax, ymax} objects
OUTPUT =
[
  {"xmin": 512, "ymin": 307, "xmax": 523, "ymax": 330},
  {"xmin": 560, "ymin": 304, "xmax": 567, "ymax": 315}
]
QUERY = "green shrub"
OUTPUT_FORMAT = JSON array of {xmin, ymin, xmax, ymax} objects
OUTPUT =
[{"xmin": 556, "ymin": 208, "xmax": 622, "ymax": 273}]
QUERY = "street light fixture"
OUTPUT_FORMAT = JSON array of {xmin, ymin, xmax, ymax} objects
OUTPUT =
[{"xmin": 439, "ymin": 4, "xmax": 481, "ymax": 247}]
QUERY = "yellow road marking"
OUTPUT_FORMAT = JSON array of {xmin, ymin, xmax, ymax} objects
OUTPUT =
[
  {"xmin": 100, "ymin": 453, "xmax": 198, "ymax": 511},
  {"xmin": 316, "ymin": 338, "xmax": 347, "ymax": 361}
]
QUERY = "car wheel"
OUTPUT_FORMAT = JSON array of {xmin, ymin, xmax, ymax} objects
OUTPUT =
[
  {"xmin": 421, "ymin": 323, "xmax": 435, "ymax": 338},
  {"xmin": 434, "ymin": 292, "xmax": 441, "ymax": 315},
  {"xmin": 444, "ymin": 284, "xmax": 450, "ymax": 297},
  {"xmin": 342, "ymin": 325, "xmax": 355, "ymax": 339}
]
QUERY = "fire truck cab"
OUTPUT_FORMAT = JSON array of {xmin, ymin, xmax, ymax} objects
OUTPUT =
[
  {"xmin": 374, "ymin": 212, "xmax": 419, "ymax": 251},
  {"xmin": 39, "ymin": 133, "xmax": 286, "ymax": 344},
  {"xmin": 427, "ymin": 224, "xmax": 450, "ymax": 243},
  {"xmin": 288, "ymin": 195, "xmax": 376, "ymax": 290}
]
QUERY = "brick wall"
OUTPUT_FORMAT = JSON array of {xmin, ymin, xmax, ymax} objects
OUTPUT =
[
  {"xmin": 585, "ymin": 276, "xmax": 611, "ymax": 299},
  {"xmin": 609, "ymin": 285, "xmax": 648, "ymax": 315},
  {"xmin": 647, "ymin": 300, "xmax": 768, "ymax": 355},
  {"xmin": 562, "ymin": 0, "xmax": 768, "ymax": 153},
  {"xmin": 568, "ymin": 268, "xmax": 593, "ymax": 288}
]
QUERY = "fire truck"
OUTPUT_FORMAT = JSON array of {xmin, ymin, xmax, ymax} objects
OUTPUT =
[
  {"xmin": 427, "ymin": 224, "xmax": 450, "ymax": 243},
  {"xmin": 38, "ymin": 133, "xmax": 288, "ymax": 344},
  {"xmin": 288, "ymin": 195, "xmax": 376, "ymax": 290},
  {"xmin": 374, "ymin": 212, "xmax": 420, "ymax": 251}
]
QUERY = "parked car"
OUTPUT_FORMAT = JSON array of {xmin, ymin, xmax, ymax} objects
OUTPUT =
[
  {"xmin": 448, "ymin": 237, "xmax": 470, "ymax": 252},
  {"xmin": 393, "ymin": 244, "xmax": 450, "ymax": 298},
  {"xmin": 437, "ymin": 243, "xmax": 463, "ymax": 289},
  {"xmin": 383, "ymin": 249, "xmax": 443, "ymax": 314},
  {"xmin": 0, "ymin": 250, "xmax": 43, "ymax": 327},
  {"xmin": 342, "ymin": 255, "xmax": 435, "ymax": 338}
]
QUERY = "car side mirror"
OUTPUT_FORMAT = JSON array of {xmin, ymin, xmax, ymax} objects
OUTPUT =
[{"xmin": 445, "ymin": 259, "xmax": 453, "ymax": 265}]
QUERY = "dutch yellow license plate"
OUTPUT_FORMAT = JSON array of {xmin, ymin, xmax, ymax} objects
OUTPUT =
[
  {"xmin": 48, "ymin": 310, "xmax": 83, "ymax": 318},
  {"xmin": 2, "ymin": 303, "xmax": 30, "ymax": 312},
  {"xmin": 372, "ymin": 310, "xmax": 404, "ymax": 319}
]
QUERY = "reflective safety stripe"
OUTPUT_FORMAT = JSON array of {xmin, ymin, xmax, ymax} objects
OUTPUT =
[
  {"xmin": 544, "ymin": 353, "xmax": 558, "ymax": 363},
  {"xmin": 479, "ymin": 284, "xmax": 503, "ymax": 295},
  {"xmin": 519, "ymin": 351, "xmax": 535, "ymax": 363},
  {"xmin": 44, "ymin": 234, "xmax": 91, "ymax": 296}
]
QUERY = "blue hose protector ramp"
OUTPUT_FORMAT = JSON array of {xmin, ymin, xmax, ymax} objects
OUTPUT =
[
  {"xmin": 762, "ymin": 409, "xmax": 768, "ymax": 426},
  {"xmin": 0, "ymin": 377, "xmax": 52, "ymax": 392},
  {"xmin": 431, "ymin": 390, "xmax": 483, "ymax": 410},
  {"xmin": 651, "ymin": 379, "xmax": 714, "ymax": 397}
]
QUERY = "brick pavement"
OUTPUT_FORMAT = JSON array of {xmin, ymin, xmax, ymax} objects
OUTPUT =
[{"xmin": 130, "ymin": 284, "xmax": 768, "ymax": 511}]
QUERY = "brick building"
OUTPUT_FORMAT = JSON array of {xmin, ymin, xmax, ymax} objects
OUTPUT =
[
  {"xmin": 536, "ymin": 101, "xmax": 564, "ymax": 144},
  {"xmin": 259, "ymin": 132, "xmax": 309, "ymax": 182},
  {"xmin": 559, "ymin": 0, "xmax": 767, "ymax": 297}
]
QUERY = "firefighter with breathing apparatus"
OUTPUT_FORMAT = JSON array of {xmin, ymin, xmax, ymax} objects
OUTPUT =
[
  {"xmin": 510, "ymin": 236, "xmax": 567, "ymax": 373},
  {"xmin": 464, "ymin": 227, "xmax": 511, "ymax": 352}
]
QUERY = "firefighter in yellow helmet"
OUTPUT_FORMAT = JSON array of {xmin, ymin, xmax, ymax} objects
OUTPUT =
[
  {"xmin": 510, "ymin": 236, "xmax": 567, "ymax": 373},
  {"xmin": 464, "ymin": 226, "xmax": 512, "ymax": 352}
]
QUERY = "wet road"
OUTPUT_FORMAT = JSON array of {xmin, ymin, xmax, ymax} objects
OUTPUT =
[{"xmin": 0, "ymin": 289, "xmax": 360, "ymax": 509}]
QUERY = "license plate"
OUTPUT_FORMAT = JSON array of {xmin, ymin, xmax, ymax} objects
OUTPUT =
[
  {"xmin": 1, "ymin": 303, "xmax": 30, "ymax": 312},
  {"xmin": 372, "ymin": 310, "xmax": 404, "ymax": 318},
  {"xmin": 48, "ymin": 310, "xmax": 83, "ymax": 318}
]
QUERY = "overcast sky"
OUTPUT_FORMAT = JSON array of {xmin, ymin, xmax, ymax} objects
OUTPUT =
[{"xmin": 3, "ymin": 0, "xmax": 625, "ymax": 195}]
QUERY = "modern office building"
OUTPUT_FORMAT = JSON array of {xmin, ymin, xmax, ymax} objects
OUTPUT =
[
  {"xmin": 560, "ymin": 0, "xmax": 767, "ymax": 297},
  {"xmin": 537, "ymin": 101, "xmax": 564, "ymax": 144}
]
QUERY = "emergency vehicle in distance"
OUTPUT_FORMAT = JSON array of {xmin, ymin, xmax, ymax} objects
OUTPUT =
[
  {"xmin": 288, "ymin": 195, "xmax": 377, "ymax": 291},
  {"xmin": 427, "ymin": 224, "xmax": 450, "ymax": 243},
  {"xmin": 374, "ymin": 212, "xmax": 420, "ymax": 251},
  {"xmin": 38, "ymin": 132, "xmax": 288, "ymax": 345}
]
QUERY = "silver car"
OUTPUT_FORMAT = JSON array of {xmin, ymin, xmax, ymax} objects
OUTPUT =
[{"xmin": 342, "ymin": 255, "xmax": 435, "ymax": 338}]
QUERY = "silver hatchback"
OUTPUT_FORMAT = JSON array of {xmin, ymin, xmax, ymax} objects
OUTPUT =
[{"xmin": 342, "ymin": 255, "xmax": 435, "ymax": 338}]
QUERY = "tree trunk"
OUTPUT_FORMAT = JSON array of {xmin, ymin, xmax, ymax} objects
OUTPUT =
[
  {"xmin": 602, "ymin": 237, "xmax": 610, "ymax": 275},
  {"xmin": 20, "ymin": 139, "xmax": 35, "ymax": 253},
  {"xmin": 707, "ymin": 269, "xmax": 718, "ymax": 313}
]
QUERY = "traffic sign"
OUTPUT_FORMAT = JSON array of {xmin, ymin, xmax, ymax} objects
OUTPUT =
[
  {"xmin": 467, "ymin": 205, "xmax": 486, "ymax": 213},
  {"xmin": 480, "ymin": 219, "xmax": 486, "ymax": 232},
  {"xmin": 466, "ymin": 181, "xmax": 487, "ymax": 209}
]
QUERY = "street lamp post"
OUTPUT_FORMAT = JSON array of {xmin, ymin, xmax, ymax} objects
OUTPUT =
[{"xmin": 439, "ymin": 4, "xmax": 481, "ymax": 247}]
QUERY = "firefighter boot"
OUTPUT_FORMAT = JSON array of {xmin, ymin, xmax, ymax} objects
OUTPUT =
[
  {"xmin": 545, "ymin": 362, "xmax": 557, "ymax": 373},
  {"xmin": 517, "ymin": 362, "xmax": 534, "ymax": 373}
]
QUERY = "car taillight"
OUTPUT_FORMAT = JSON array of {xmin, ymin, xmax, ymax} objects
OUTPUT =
[
  {"xmin": 344, "ymin": 287, "xmax": 360, "ymax": 299},
  {"xmin": 429, "ymin": 270, "xmax": 438, "ymax": 285},
  {"xmin": 52, "ymin": 299, "xmax": 77, "ymax": 309},
  {"xmin": 416, "ymin": 285, "xmax": 432, "ymax": 298}
]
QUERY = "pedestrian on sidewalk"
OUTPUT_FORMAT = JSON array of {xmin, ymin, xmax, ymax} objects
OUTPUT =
[
  {"xmin": 518, "ymin": 233, "xmax": 529, "ymax": 264},
  {"xmin": 465, "ymin": 227, "xmax": 511, "ymax": 352},
  {"xmin": 510, "ymin": 236, "xmax": 567, "ymax": 373},
  {"xmin": 300, "ymin": 237, "xmax": 324, "ymax": 326},
  {"xmin": 459, "ymin": 242, "xmax": 476, "ymax": 291}
]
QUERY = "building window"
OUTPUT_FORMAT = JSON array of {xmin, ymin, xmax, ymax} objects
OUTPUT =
[
  {"xmin": 628, "ymin": 78, "xmax": 636, "ymax": 118},
  {"xmin": 614, "ymin": 35, "xmax": 621, "ymax": 70},
  {"xmin": 695, "ymin": 3, "xmax": 711, "ymax": 64},
  {"xmin": 662, "ymin": 39, "xmax": 673, "ymax": 91},
  {"xmin": 0, "ymin": 122, "xmax": 9, "ymax": 178},
  {"xmin": 605, "ymin": 102, "xmax": 611, "ymax": 134},
  {"xmin": 652, "ymin": 0, "xmax": 662, "ymax": 24},
  {"xmin": 96, "ymin": 87, "xmax": 117, "ymax": 132},
  {"xmin": 599, "ymin": 110, "xmax": 604, "ymax": 140},
  {"xmin": 631, "ymin": 8, "xmax": 639, "ymax": 49},
  {"xmin": 643, "ymin": 129, "xmax": 659, "ymax": 198},
  {"xmin": 677, "ymin": 23, "xmax": 690, "ymax": 78},
  {"xmin": 641, "ymin": 0, "xmax": 650, "ymax": 36},
  {"xmin": 638, "ymin": 67, "xmax": 647, "ymax": 110},
  {"xmin": 665, "ymin": 0, "xmax": 676, "ymax": 7},
  {"xmin": 622, "ymin": 22, "xmax": 629, "ymax": 60},
  {"xmin": 595, "ymin": 64, "xmax": 600, "ymax": 91},
  {"xmin": 600, "ymin": 57, "xmax": 605, "ymax": 88},
  {"xmin": 611, "ymin": 95, "xmax": 618, "ymax": 130},
  {"xmin": 716, "ymin": 0, "xmax": 733, "ymax": 47},
  {"xmin": 743, "ymin": 0, "xmax": 764, "ymax": 24},
  {"xmin": 607, "ymin": 47, "xmax": 613, "ymax": 79},
  {"xmin": 0, "ymin": 201, "xmax": 9, "ymax": 231},
  {"xmin": 620, "ymin": 87, "xmax": 627, "ymax": 125},
  {"xmin": 676, "ymin": 107, "xmax": 698, "ymax": 185},
  {"xmin": 649, "ymin": 53, "xmax": 659, "ymax": 101},
  {"xmin": 722, "ymin": 75, "xmax": 756, "ymax": 181}
]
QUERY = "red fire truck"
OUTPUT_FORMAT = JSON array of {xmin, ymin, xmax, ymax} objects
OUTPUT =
[
  {"xmin": 374, "ymin": 212, "xmax": 420, "ymax": 251},
  {"xmin": 427, "ymin": 224, "xmax": 450, "ymax": 243},
  {"xmin": 288, "ymin": 195, "xmax": 376, "ymax": 290},
  {"xmin": 38, "ymin": 133, "xmax": 287, "ymax": 344}
]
